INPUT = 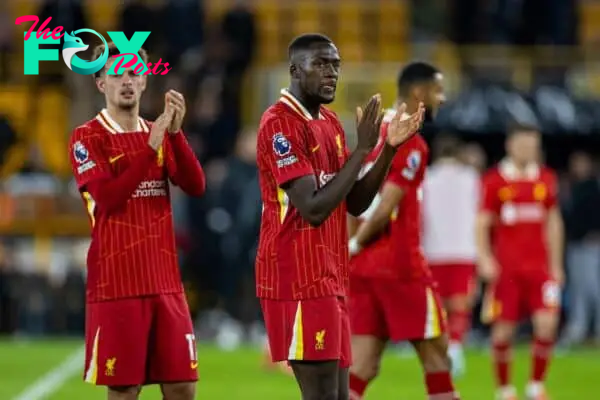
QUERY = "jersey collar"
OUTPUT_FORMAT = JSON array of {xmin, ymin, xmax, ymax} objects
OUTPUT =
[
  {"xmin": 499, "ymin": 159, "xmax": 539, "ymax": 180},
  {"xmin": 95, "ymin": 108, "xmax": 150, "ymax": 134},
  {"xmin": 278, "ymin": 89, "xmax": 324, "ymax": 121}
]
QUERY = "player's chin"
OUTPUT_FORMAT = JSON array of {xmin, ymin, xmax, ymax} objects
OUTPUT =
[
  {"xmin": 318, "ymin": 93, "xmax": 336, "ymax": 104},
  {"xmin": 118, "ymin": 98, "xmax": 138, "ymax": 110}
]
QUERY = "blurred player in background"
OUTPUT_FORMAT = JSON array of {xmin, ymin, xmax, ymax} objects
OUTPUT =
[
  {"xmin": 460, "ymin": 142, "xmax": 487, "ymax": 173},
  {"xmin": 255, "ymin": 34, "xmax": 423, "ymax": 400},
  {"xmin": 68, "ymin": 44, "xmax": 206, "ymax": 400},
  {"xmin": 422, "ymin": 134, "xmax": 480, "ymax": 378},
  {"xmin": 348, "ymin": 62, "xmax": 460, "ymax": 400},
  {"xmin": 476, "ymin": 125, "xmax": 564, "ymax": 400}
]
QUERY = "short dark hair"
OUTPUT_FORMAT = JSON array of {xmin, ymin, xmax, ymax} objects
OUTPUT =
[
  {"xmin": 432, "ymin": 133, "xmax": 462, "ymax": 160},
  {"xmin": 92, "ymin": 42, "xmax": 149, "ymax": 78},
  {"xmin": 288, "ymin": 33, "xmax": 333, "ymax": 60},
  {"xmin": 397, "ymin": 61, "xmax": 440, "ymax": 94},
  {"xmin": 507, "ymin": 121, "xmax": 540, "ymax": 137}
]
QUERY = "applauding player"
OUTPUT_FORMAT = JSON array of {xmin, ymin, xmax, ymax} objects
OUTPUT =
[
  {"xmin": 348, "ymin": 62, "xmax": 460, "ymax": 400},
  {"xmin": 69, "ymin": 43, "xmax": 205, "ymax": 400},
  {"xmin": 477, "ymin": 125, "xmax": 564, "ymax": 400},
  {"xmin": 255, "ymin": 33, "xmax": 424, "ymax": 400}
]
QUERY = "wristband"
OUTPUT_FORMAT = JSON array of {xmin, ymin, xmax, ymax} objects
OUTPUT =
[{"xmin": 349, "ymin": 237, "xmax": 362, "ymax": 256}]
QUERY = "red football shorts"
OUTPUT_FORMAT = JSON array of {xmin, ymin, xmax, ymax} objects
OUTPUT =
[
  {"xmin": 84, "ymin": 292, "xmax": 198, "ymax": 386},
  {"xmin": 350, "ymin": 276, "xmax": 447, "ymax": 342},
  {"xmin": 481, "ymin": 271, "xmax": 561, "ymax": 323},
  {"xmin": 261, "ymin": 296, "xmax": 351, "ymax": 368},
  {"xmin": 430, "ymin": 263, "xmax": 476, "ymax": 299}
]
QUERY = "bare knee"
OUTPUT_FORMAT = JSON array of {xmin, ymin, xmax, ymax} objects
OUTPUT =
[
  {"xmin": 532, "ymin": 310, "xmax": 560, "ymax": 340},
  {"xmin": 108, "ymin": 385, "xmax": 141, "ymax": 400},
  {"xmin": 160, "ymin": 382, "xmax": 196, "ymax": 400},
  {"xmin": 412, "ymin": 336, "xmax": 451, "ymax": 373},
  {"xmin": 350, "ymin": 336, "xmax": 385, "ymax": 381},
  {"xmin": 492, "ymin": 321, "xmax": 516, "ymax": 343}
]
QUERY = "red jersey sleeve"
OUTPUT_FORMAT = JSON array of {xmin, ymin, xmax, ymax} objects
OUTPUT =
[
  {"xmin": 480, "ymin": 172, "xmax": 501, "ymax": 214},
  {"xmin": 69, "ymin": 126, "xmax": 111, "ymax": 189},
  {"xmin": 259, "ymin": 115, "xmax": 314, "ymax": 186},
  {"xmin": 386, "ymin": 139, "xmax": 425, "ymax": 189},
  {"xmin": 542, "ymin": 169, "xmax": 559, "ymax": 209}
]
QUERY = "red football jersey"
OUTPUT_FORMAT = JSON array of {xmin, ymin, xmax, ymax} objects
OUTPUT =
[
  {"xmin": 382, "ymin": 130, "xmax": 431, "ymax": 280},
  {"xmin": 350, "ymin": 109, "xmax": 394, "ymax": 276},
  {"xmin": 255, "ymin": 89, "xmax": 350, "ymax": 300},
  {"xmin": 480, "ymin": 161, "xmax": 558, "ymax": 274},
  {"xmin": 69, "ymin": 109, "xmax": 184, "ymax": 302}
]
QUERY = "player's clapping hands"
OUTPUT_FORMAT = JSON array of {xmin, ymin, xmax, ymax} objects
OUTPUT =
[
  {"xmin": 148, "ymin": 107, "xmax": 174, "ymax": 151},
  {"xmin": 164, "ymin": 89, "xmax": 186, "ymax": 134},
  {"xmin": 385, "ymin": 102, "xmax": 425, "ymax": 148},
  {"xmin": 355, "ymin": 94, "xmax": 385, "ymax": 153}
]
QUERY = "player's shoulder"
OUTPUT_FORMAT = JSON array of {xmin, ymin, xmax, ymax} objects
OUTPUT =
[
  {"xmin": 258, "ymin": 102, "xmax": 306, "ymax": 138},
  {"xmin": 539, "ymin": 165, "xmax": 557, "ymax": 180},
  {"xmin": 482, "ymin": 165, "xmax": 503, "ymax": 184},
  {"xmin": 70, "ymin": 118, "xmax": 107, "ymax": 144}
]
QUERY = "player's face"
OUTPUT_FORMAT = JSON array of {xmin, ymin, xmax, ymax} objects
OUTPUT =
[
  {"xmin": 424, "ymin": 73, "xmax": 446, "ymax": 118},
  {"xmin": 299, "ymin": 44, "xmax": 341, "ymax": 104},
  {"xmin": 507, "ymin": 131, "xmax": 541, "ymax": 164},
  {"xmin": 96, "ymin": 60, "xmax": 147, "ymax": 110}
]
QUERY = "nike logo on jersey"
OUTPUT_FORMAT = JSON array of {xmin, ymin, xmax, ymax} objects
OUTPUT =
[{"xmin": 109, "ymin": 154, "xmax": 124, "ymax": 163}]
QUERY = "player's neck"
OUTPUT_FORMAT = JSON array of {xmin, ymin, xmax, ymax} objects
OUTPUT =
[
  {"xmin": 509, "ymin": 158, "xmax": 532, "ymax": 171},
  {"xmin": 105, "ymin": 104, "xmax": 140, "ymax": 132},
  {"xmin": 288, "ymin": 85, "xmax": 320, "ymax": 119}
]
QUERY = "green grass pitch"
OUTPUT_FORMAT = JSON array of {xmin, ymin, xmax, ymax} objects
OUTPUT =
[{"xmin": 1, "ymin": 340, "xmax": 598, "ymax": 399}]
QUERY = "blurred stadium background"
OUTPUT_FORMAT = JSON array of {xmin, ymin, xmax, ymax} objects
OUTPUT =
[{"xmin": 0, "ymin": 0, "xmax": 600, "ymax": 398}]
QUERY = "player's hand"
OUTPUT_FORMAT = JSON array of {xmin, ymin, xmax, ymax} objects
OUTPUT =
[
  {"xmin": 478, "ymin": 256, "xmax": 499, "ymax": 282},
  {"xmin": 148, "ymin": 109, "xmax": 174, "ymax": 151},
  {"xmin": 551, "ymin": 266, "xmax": 565, "ymax": 287},
  {"xmin": 355, "ymin": 94, "xmax": 384, "ymax": 153},
  {"xmin": 165, "ymin": 90, "xmax": 186, "ymax": 134},
  {"xmin": 385, "ymin": 102, "xmax": 425, "ymax": 148}
]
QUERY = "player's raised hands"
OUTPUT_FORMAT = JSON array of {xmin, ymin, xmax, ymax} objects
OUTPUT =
[
  {"xmin": 355, "ymin": 94, "xmax": 384, "ymax": 153},
  {"xmin": 148, "ymin": 108, "xmax": 174, "ymax": 151},
  {"xmin": 164, "ymin": 90, "xmax": 186, "ymax": 134},
  {"xmin": 385, "ymin": 102, "xmax": 425, "ymax": 148}
]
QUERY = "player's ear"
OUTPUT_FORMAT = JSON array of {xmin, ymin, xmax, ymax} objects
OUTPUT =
[
  {"xmin": 412, "ymin": 85, "xmax": 425, "ymax": 103},
  {"xmin": 95, "ymin": 75, "xmax": 105, "ymax": 94},
  {"xmin": 289, "ymin": 63, "xmax": 299, "ymax": 79},
  {"xmin": 140, "ymin": 74, "xmax": 147, "ymax": 92}
]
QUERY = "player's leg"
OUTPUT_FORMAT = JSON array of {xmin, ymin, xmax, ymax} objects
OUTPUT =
[
  {"xmin": 262, "ymin": 297, "xmax": 346, "ymax": 400},
  {"xmin": 483, "ymin": 278, "xmax": 520, "ymax": 400},
  {"xmin": 526, "ymin": 278, "xmax": 561, "ymax": 400},
  {"xmin": 382, "ymin": 281, "xmax": 458, "ymax": 399},
  {"xmin": 83, "ymin": 299, "xmax": 152, "ymax": 400},
  {"xmin": 148, "ymin": 293, "xmax": 198, "ymax": 400},
  {"xmin": 348, "ymin": 277, "xmax": 388, "ymax": 399},
  {"xmin": 442, "ymin": 264, "xmax": 476, "ymax": 378},
  {"xmin": 411, "ymin": 336, "xmax": 458, "ymax": 400}
]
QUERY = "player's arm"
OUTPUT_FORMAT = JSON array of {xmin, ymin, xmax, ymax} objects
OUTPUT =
[
  {"xmin": 165, "ymin": 131, "xmax": 206, "ymax": 196},
  {"xmin": 70, "ymin": 113, "xmax": 171, "ymax": 214},
  {"xmin": 545, "ymin": 174, "xmax": 565, "ymax": 284},
  {"xmin": 349, "ymin": 182, "xmax": 404, "ymax": 254},
  {"xmin": 346, "ymin": 142, "xmax": 396, "ymax": 216},
  {"xmin": 475, "ymin": 176, "xmax": 500, "ymax": 281},
  {"xmin": 347, "ymin": 214, "xmax": 360, "ymax": 238},
  {"xmin": 163, "ymin": 90, "xmax": 206, "ymax": 196},
  {"xmin": 283, "ymin": 148, "xmax": 371, "ymax": 227}
]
